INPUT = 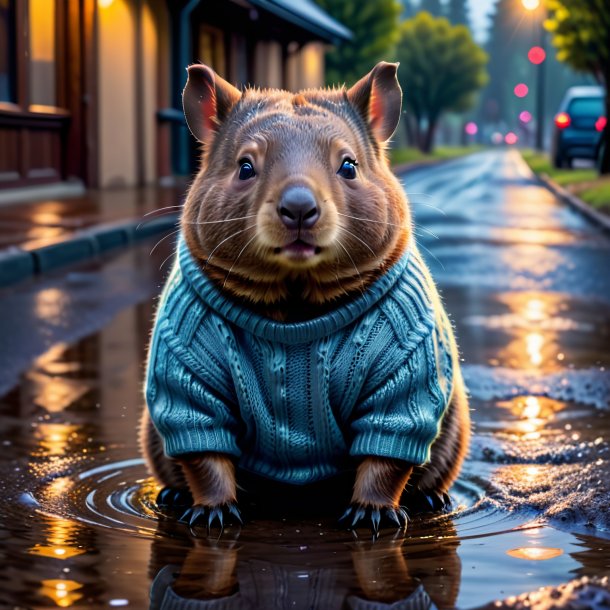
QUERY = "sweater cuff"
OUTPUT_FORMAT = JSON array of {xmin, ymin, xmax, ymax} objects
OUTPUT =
[
  {"xmin": 350, "ymin": 429, "xmax": 436, "ymax": 466},
  {"xmin": 161, "ymin": 425, "xmax": 241, "ymax": 459}
]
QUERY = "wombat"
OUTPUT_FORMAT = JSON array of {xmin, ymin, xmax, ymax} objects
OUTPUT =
[{"xmin": 140, "ymin": 62, "xmax": 470, "ymax": 534}]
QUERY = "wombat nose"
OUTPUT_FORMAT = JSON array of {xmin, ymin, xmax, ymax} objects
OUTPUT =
[{"xmin": 278, "ymin": 186, "xmax": 319, "ymax": 230}]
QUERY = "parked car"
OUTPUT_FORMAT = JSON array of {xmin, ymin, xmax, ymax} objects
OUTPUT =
[{"xmin": 551, "ymin": 86, "xmax": 606, "ymax": 168}]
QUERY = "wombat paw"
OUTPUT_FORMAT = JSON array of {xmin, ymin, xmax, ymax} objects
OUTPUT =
[
  {"xmin": 156, "ymin": 486, "xmax": 193, "ymax": 510},
  {"xmin": 403, "ymin": 489, "xmax": 451, "ymax": 515},
  {"xmin": 179, "ymin": 502, "xmax": 243, "ymax": 533},
  {"xmin": 339, "ymin": 503, "xmax": 408, "ymax": 536}
]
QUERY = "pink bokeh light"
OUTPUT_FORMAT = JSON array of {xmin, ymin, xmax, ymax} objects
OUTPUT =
[
  {"xmin": 514, "ymin": 83, "xmax": 529, "ymax": 98},
  {"xmin": 528, "ymin": 46, "xmax": 546, "ymax": 65},
  {"xmin": 519, "ymin": 111, "xmax": 532, "ymax": 123},
  {"xmin": 504, "ymin": 132, "xmax": 518, "ymax": 145},
  {"xmin": 465, "ymin": 121, "xmax": 478, "ymax": 135}
]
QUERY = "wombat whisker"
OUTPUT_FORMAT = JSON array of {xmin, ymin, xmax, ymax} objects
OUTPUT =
[
  {"xmin": 413, "ymin": 226, "xmax": 439, "ymax": 240},
  {"xmin": 158, "ymin": 246, "xmax": 178, "ymax": 272},
  {"xmin": 410, "ymin": 202, "xmax": 447, "ymax": 216},
  {"xmin": 183, "ymin": 214, "xmax": 257, "ymax": 225},
  {"xmin": 333, "ymin": 258, "xmax": 351, "ymax": 301},
  {"xmin": 142, "ymin": 205, "xmax": 183, "ymax": 217},
  {"xmin": 150, "ymin": 228, "xmax": 182, "ymax": 256},
  {"xmin": 338, "ymin": 226, "xmax": 377, "ymax": 257},
  {"xmin": 336, "ymin": 212, "xmax": 405, "ymax": 228},
  {"xmin": 136, "ymin": 216, "xmax": 180, "ymax": 232},
  {"xmin": 403, "ymin": 192, "xmax": 434, "ymax": 198},
  {"xmin": 415, "ymin": 239, "xmax": 445, "ymax": 271},
  {"xmin": 222, "ymin": 231, "xmax": 259, "ymax": 289},
  {"xmin": 203, "ymin": 224, "xmax": 259, "ymax": 271},
  {"xmin": 336, "ymin": 238, "xmax": 365, "ymax": 298}
]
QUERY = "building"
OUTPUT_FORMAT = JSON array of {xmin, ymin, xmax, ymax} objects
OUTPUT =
[{"xmin": 0, "ymin": 0, "xmax": 350, "ymax": 193}]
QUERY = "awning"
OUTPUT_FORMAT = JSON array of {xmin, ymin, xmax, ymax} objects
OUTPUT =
[{"xmin": 248, "ymin": 0, "xmax": 352, "ymax": 44}]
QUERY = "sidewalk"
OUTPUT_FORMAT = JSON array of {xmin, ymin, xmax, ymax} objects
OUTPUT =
[
  {"xmin": 0, "ymin": 184, "xmax": 186, "ymax": 287},
  {"xmin": 0, "ymin": 155, "xmax": 450, "ymax": 289}
]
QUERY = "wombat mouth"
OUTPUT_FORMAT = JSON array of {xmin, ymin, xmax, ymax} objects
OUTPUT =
[{"xmin": 274, "ymin": 239, "xmax": 323, "ymax": 261}]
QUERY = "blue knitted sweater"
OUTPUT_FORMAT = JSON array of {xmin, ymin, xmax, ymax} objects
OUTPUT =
[{"xmin": 145, "ymin": 237, "xmax": 455, "ymax": 485}]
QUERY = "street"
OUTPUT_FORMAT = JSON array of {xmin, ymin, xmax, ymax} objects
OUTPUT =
[{"xmin": 0, "ymin": 149, "xmax": 608, "ymax": 609}]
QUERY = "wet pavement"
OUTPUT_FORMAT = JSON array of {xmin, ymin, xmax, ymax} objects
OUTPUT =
[
  {"xmin": 0, "ymin": 149, "xmax": 609, "ymax": 609},
  {"xmin": 0, "ymin": 184, "xmax": 185, "ymax": 251}
]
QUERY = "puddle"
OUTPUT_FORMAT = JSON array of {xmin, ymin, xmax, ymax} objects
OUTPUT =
[{"xmin": 1, "ymin": 152, "xmax": 609, "ymax": 608}]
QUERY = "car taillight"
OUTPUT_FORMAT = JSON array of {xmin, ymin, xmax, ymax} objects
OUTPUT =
[
  {"xmin": 596, "ymin": 116, "xmax": 607, "ymax": 132},
  {"xmin": 554, "ymin": 112, "xmax": 571, "ymax": 129}
]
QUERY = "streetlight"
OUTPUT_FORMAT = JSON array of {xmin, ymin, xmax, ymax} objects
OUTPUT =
[{"xmin": 522, "ymin": 0, "xmax": 546, "ymax": 151}]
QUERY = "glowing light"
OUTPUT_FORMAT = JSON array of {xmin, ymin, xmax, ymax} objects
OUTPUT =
[
  {"xmin": 519, "ymin": 110, "xmax": 532, "ymax": 123},
  {"xmin": 514, "ymin": 83, "xmax": 529, "ymax": 98},
  {"xmin": 596, "ymin": 116, "xmax": 607, "ymax": 132},
  {"xmin": 522, "ymin": 396, "xmax": 541, "ymax": 420},
  {"xmin": 555, "ymin": 112, "xmax": 571, "ymax": 129},
  {"xmin": 491, "ymin": 132, "xmax": 503, "ymax": 145},
  {"xmin": 524, "ymin": 465, "xmax": 542, "ymax": 481},
  {"xmin": 507, "ymin": 547, "xmax": 563, "ymax": 560},
  {"xmin": 525, "ymin": 298, "xmax": 545, "ymax": 322},
  {"xmin": 521, "ymin": 0, "xmax": 540, "ymax": 9},
  {"xmin": 504, "ymin": 132, "xmax": 518, "ymax": 145},
  {"xmin": 29, "ymin": 518, "xmax": 86, "ymax": 560},
  {"xmin": 40, "ymin": 580, "xmax": 83, "ymax": 608},
  {"xmin": 98, "ymin": 0, "xmax": 115, "ymax": 7},
  {"xmin": 526, "ymin": 332, "xmax": 544, "ymax": 366},
  {"xmin": 528, "ymin": 46, "xmax": 546, "ymax": 64},
  {"xmin": 465, "ymin": 121, "xmax": 478, "ymax": 135}
]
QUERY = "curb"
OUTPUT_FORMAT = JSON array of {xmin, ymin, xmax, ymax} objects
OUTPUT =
[
  {"xmin": 536, "ymin": 173, "xmax": 610, "ymax": 235},
  {"xmin": 0, "ymin": 213, "xmax": 179, "ymax": 288}
]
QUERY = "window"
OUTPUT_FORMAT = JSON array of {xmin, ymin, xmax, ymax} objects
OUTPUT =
[
  {"xmin": 199, "ymin": 25, "xmax": 226, "ymax": 78},
  {"xmin": 0, "ymin": 0, "xmax": 15, "ymax": 102},
  {"xmin": 29, "ymin": 0, "xmax": 56, "ymax": 106}
]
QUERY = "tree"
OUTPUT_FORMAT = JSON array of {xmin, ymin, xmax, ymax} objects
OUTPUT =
[
  {"xmin": 447, "ymin": 0, "xmax": 470, "ymax": 29},
  {"xmin": 396, "ymin": 12, "xmax": 488, "ymax": 152},
  {"xmin": 545, "ymin": 0, "xmax": 610, "ymax": 173},
  {"xmin": 314, "ymin": 0, "xmax": 402, "ymax": 86}
]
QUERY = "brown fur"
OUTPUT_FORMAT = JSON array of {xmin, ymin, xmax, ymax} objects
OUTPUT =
[{"xmin": 142, "ymin": 62, "xmax": 470, "ymax": 521}]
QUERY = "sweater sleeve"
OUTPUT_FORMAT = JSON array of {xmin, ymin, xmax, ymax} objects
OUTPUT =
[
  {"xmin": 145, "ymin": 327, "xmax": 241, "ymax": 459},
  {"xmin": 349, "ymin": 327, "xmax": 453, "ymax": 466}
]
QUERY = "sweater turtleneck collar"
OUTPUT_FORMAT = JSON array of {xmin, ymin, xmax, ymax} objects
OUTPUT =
[{"xmin": 178, "ymin": 236, "xmax": 411, "ymax": 345}]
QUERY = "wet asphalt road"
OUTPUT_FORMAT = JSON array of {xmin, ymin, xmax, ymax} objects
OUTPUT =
[{"xmin": 0, "ymin": 149, "xmax": 609, "ymax": 610}]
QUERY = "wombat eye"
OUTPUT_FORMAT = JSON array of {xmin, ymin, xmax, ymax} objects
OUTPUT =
[
  {"xmin": 337, "ymin": 158, "xmax": 357, "ymax": 180},
  {"xmin": 238, "ymin": 159, "xmax": 256, "ymax": 180}
]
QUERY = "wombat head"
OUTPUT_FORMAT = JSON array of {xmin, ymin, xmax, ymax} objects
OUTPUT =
[{"xmin": 181, "ymin": 62, "xmax": 410, "ymax": 312}]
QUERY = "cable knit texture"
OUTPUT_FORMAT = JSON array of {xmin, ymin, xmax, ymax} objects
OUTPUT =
[{"xmin": 145, "ymin": 237, "xmax": 455, "ymax": 485}]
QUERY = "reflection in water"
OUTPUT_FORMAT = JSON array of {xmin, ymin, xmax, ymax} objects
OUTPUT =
[
  {"xmin": 496, "ymin": 293, "xmax": 562, "ymax": 371},
  {"xmin": 29, "ymin": 517, "xmax": 86, "ymax": 560},
  {"xmin": 34, "ymin": 423, "xmax": 81, "ymax": 456},
  {"xmin": 147, "ymin": 519, "xmax": 461, "ymax": 610},
  {"xmin": 525, "ymin": 331, "xmax": 544, "ymax": 367},
  {"xmin": 507, "ymin": 547, "xmax": 564, "ymax": 561},
  {"xmin": 40, "ymin": 579, "xmax": 83, "ymax": 608}
]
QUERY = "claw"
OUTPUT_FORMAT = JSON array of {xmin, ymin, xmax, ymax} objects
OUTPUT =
[
  {"xmin": 352, "ymin": 506, "xmax": 366, "ymax": 528},
  {"xmin": 370, "ymin": 508, "xmax": 381, "ymax": 535},
  {"xmin": 208, "ymin": 507, "xmax": 223, "ymax": 532},
  {"xmin": 156, "ymin": 486, "xmax": 193, "ymax": 509},
  {"xmin": 397, "ymin": 507, "xmax": 409, "ymax": 528},
  {"xmin": 178, "ymin": 502, "xmax": 242, "ymax": 535},
  {"xmin": 339, "ymin": 504, "xmax": 409, "ymax": 536},
  {"xmin": 228, "ymin": 503, "xmax": 243, "ymax": 525},
  {"xmin": 385, "ymin": 508, "xmax": 401, "ymax": 528}
]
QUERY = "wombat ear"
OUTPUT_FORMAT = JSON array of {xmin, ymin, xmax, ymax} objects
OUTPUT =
[
  {"xmin": 183, "ymin": 64, "xmax": 242, "ymax": 143},
  {"xmin": 347, "ymin": 62, "xmax": 402, "ymax": 143}
]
